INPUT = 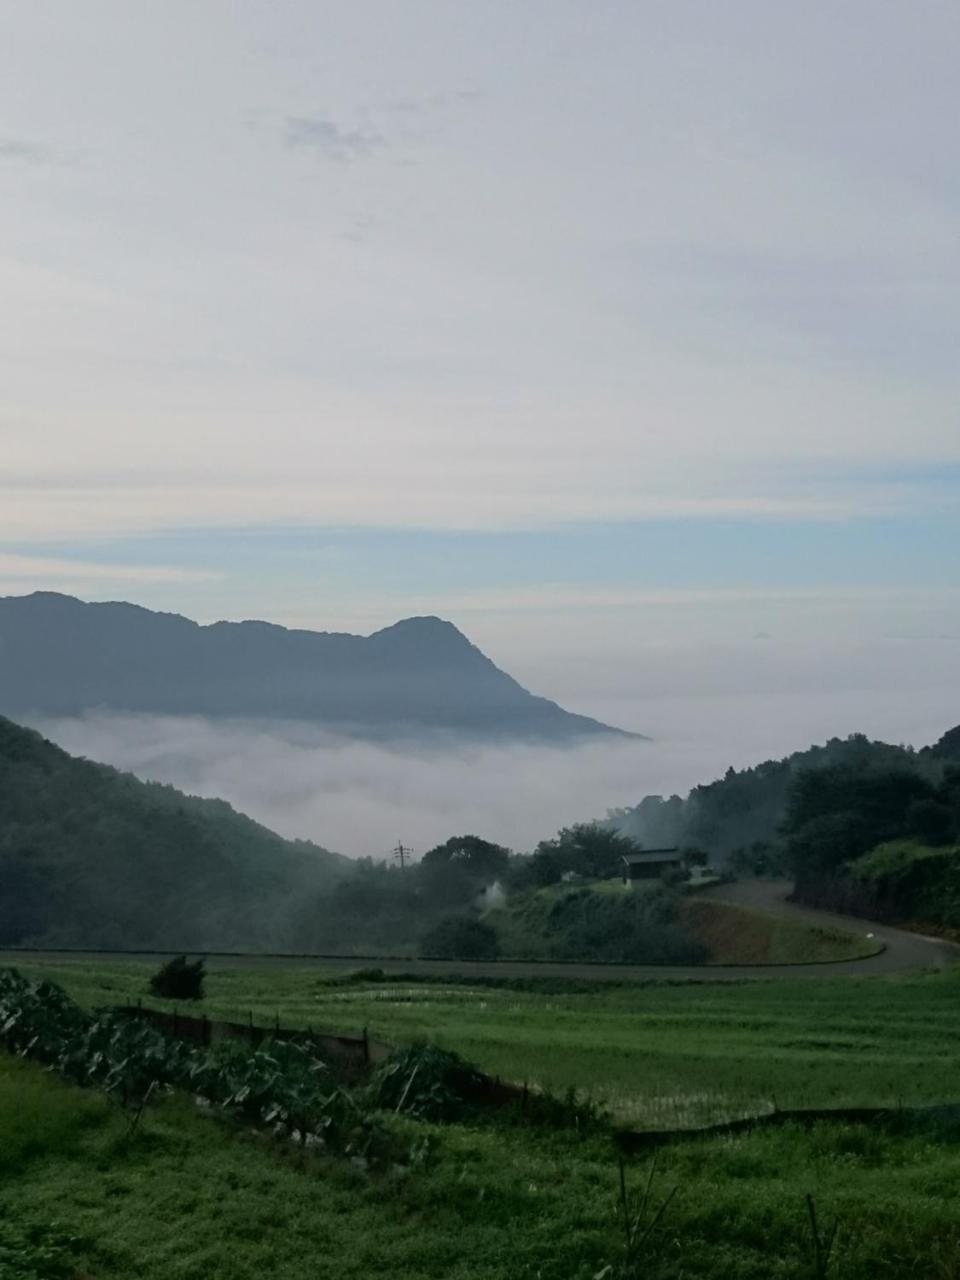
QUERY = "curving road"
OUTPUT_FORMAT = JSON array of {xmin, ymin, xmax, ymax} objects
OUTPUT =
[
  {"xmin": 689, "ymin": 878, "xmax": 958, "ymax": 978},
  {"xmin": 4, "ymin": 882, "xmax": 956, "ymax": 983}
]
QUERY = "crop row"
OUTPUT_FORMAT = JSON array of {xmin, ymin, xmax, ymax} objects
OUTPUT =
[{"xmin": 0, "ymin": 967, "xmax": 404, "ymax": 1164}]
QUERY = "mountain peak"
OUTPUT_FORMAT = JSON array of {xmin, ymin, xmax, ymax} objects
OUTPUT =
[
  {"xmin": 368, "ymin": 614, "xmax": 475, "ymax": 652},
  {"xmin": 0, "ymin": 592, "xmax": 638, "ymax": 740}
]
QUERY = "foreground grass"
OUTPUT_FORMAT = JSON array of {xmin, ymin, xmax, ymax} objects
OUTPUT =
[
  {"xmin": 12, "ymin": 955, "xmax": 960, "ymax": 1129},
  {"xmin": 4, "ymin": 1055, "xmax": 960, "ymax": 1278}
]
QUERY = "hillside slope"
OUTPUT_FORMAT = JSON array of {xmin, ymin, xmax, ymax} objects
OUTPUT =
[
  {"xmin": 609, "ymin": 727, "xmax": 959, "ymax": 863},
  {"xmin": 0, "ymin": 715, "xmax": 347, "ymax": 950},
  {"xmin": 0, "ymin": 592, "xmax": 632, "ymax": 740}
]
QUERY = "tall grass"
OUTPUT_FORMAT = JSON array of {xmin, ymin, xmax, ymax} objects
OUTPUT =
[{"xmin": 0, "ymin": 1057, "xmax": 110, "ymax": 1175}]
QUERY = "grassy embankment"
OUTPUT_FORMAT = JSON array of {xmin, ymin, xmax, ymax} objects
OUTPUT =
[
  {"xmin": 10, "ymin": 953, "xmax": 960, "ymax": 1130},
  {"xmin": 848, "ymin": 839, "xmax": 960, "ymax": 939},
  {"xmin": 485, "ymin": 879, "xmax": 874, "ymax": 965},
  {"xmin": 678, "ymin": 896, "xmax": 879, "ymax": 964}
]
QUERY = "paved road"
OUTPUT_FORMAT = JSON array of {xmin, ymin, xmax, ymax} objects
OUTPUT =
[
  {"xmin": 695, "ymin": 878, "xmax": 958, "ymax": 977},
  {"xmin": 4, "ymin": 882, "xmax": 955, "ymax": 983}
]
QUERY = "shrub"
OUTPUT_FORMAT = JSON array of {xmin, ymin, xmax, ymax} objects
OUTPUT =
[
  {"xmin": 419, "ymin": 916, "xmax": 499, "ymax": 960},
  {"xmin": 369, "ymin": 1043, "xmax": 490, "ymax": 1121},
  {"xmin": 148, "ymin": 955, "xmax": 206, "ymax": 1001}
]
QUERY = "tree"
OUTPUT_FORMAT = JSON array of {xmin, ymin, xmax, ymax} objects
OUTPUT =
[
  {"xmin": 929, "ymin": 725, "xmax": 960, "ymax": 761},
  {"xmin": 681, "ymin": 846, "xmax": 709, "ymax": 870},
  {"xmin": 149, "ymin": 955, "xmax": 206, "ymax": 1001},
  {"xmin": 528, "ymin": 823, "xmax": 643, "ymax": 886},
  {"xmin": 0, "ymin": 851, "xmax": 53, "ymax": 945},
  {"xmin": 420, "ymin": 835, "xmax": 510, "ymax": 883},
  {"xmin": 906, "ymin": 798, "xmax": 955, "ymax": 847},
  {"xmin": 783, "ymin": 765, "xmax": 936, "ymax": 877},
  {"xmin": 419, "ymin": 916, "xmax": 500, "ymax": 960},
  {"xmin": 418, "ymin": 835, "xmax": 511, "ymax": 914}
]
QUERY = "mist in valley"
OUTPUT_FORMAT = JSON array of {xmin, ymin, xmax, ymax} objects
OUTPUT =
[{"xmin": 31, "ymin": 637, "xmax": 959, "ymax": 858}]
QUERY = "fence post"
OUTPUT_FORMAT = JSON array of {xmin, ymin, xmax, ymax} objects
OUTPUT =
[{"xmin": 362, "ymin": 1025, "xmax": 370, "ymax": 1064}]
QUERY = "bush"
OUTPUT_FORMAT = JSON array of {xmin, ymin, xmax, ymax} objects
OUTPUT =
[
  {"xmin": 541, "ymin": 888, "xmax": 708, "ymax": 964},
  {"xmin": 368, "ymin": 1043, "xmax": 490, "ymax": 1121},
  {"xmin": 148, "ymin": 955, "xmax": 206, "ymax": 1001},
  {"xmin": 419, "ymin": 916, "xmax": 500, "ymax": 960}
]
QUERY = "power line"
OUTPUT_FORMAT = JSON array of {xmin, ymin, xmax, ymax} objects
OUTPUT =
[{"xmin": 391, "ymin": 840, "xmax": 415, "ymax": 870}]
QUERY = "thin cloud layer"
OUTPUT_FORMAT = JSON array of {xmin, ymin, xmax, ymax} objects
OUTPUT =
[
  {"xmin": 0, "ymin": 137, "xmax": 50, "ymax": 164},
  {"xmin": 0, "ymin": 3, "xmax": 957, "ymax": 543},
  {"xmin": 284, "ymin": 116, "xmax": 385, "ymax": 162}
]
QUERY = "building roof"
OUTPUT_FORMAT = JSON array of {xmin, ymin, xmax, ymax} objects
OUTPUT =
[{"xmin": 621, "ymin": 848, "xmax": 682, "ymax": 866}]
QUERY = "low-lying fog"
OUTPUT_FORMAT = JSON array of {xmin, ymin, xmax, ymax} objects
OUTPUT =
[{"xmin": 31, "ymin": 639, "xmax": 958, "ymax": 856}]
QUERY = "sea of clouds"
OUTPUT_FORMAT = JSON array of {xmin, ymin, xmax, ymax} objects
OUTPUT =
[{"xmin": 31, "ymin": 638, "xmax": 959, "ymax": 857}]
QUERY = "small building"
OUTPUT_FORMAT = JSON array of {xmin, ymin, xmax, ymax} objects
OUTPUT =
[{"xmin": 621, "ymin": 848, "xmax": 683, "ymax": 885}]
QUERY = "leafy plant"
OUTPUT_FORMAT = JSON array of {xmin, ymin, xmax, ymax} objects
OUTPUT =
[
  {"xmin": 368, "ymin": 1043, "xmax": 490, "ymax": 1122},
  {"xmin": 0, "ymin": 968, "xmax": 401, "ymax": 1169}
]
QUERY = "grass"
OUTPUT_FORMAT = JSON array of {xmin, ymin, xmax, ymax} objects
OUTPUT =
[
  {"xmin": 0, "ymin": 1055, "xmax": 611, "ymax": 1279},
  {"xmin": 0, "ymin": 1056, "xmax": 111, "ymax": 1174},
  {"xmin": 8, "ymin": 954, "xmax": 960, "ymax": 1130},
  {"xmin": 5, "ymin": 1052, "xmax": 960, "ymax": 1277},
  {"xmin": 678, "ymin": 898, "xmax": 879, "ymax": 964}
]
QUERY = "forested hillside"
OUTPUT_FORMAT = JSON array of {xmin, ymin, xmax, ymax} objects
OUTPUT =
[
  {"xmin": 610, "ymin": 724, "xmax": 960, "ymax": 931},
  {"xmin": 781, "ymin": 730, "xmax": 960, "ymax": 927},
  {"xmin": 608, "ymin": 729, "xmax": 958, "ymax": 867},
  {"xmin": 0, "ymin": 715, "xmax": 347, "ymax": 950}
]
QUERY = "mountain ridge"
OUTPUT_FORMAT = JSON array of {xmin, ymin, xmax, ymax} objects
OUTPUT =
[{"xmin": 0, "ymin": 592, "xmax": 637, "ymax": 740}]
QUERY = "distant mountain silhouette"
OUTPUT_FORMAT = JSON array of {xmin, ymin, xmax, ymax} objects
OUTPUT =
[{"xmin": 0, "ymin": 593, "xmax": 637, "ymax": 740}]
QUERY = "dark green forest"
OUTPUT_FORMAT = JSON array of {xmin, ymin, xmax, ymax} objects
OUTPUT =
[
  {"xmin": 610, "ymin": 725, "xmax": 960, "ymax": 930},
  {"xmin": 609, "ymin": 727, "xmax": 960, "ymax": 866},
  {"xmin": 781, "ymin": 732, "xmax": 960, "ymax": 927},
  {"xmin": 0, "ymin": 716, "xmax": 347, "ymax": 951}
]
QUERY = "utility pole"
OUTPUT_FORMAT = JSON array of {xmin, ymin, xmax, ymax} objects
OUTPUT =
[{"xmin": 392, "ymin": 840, "xmax": 414, "ymax": 870}]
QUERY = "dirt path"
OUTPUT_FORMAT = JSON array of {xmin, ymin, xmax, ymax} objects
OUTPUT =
[{"xmin": 4, "ymin": 885, "xmax": 955, "ymax": 983}]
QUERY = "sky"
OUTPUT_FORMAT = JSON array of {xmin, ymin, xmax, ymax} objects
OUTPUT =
[{"xmin": 2, "ymin": 2, "xmax": 959, "ymax": 763}]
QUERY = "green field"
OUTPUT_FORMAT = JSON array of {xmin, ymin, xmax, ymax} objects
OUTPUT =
[
  {"xmin": 5, "ymin": 989, "xmax": 960, "ymax": 1278},
  {"xmin": 11, "ymin": 952, "xmax": 960, "ymax": 1130}
]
